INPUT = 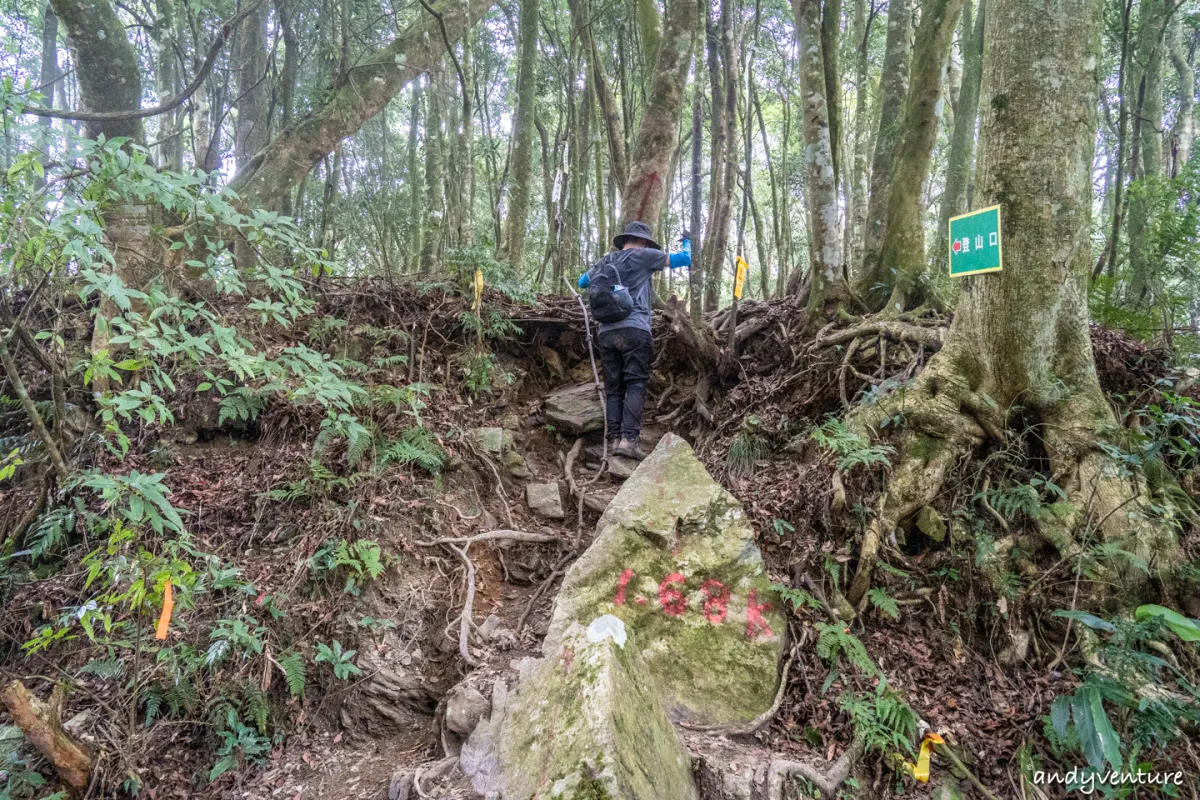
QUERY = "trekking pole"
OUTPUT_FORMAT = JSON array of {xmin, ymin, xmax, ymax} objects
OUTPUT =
[{"xmin": 563, "ymin": 278, "xmax": 609, "ymax": 478}]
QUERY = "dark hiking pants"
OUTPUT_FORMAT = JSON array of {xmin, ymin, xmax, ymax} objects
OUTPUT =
[{"xmin": 598, "ymin": 327, "xmax": 653, "ymax": 442}]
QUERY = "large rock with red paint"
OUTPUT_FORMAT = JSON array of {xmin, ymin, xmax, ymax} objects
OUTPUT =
[{"xmin": 545, "ymin": 432, "xmax": 786, "ymax": 725}]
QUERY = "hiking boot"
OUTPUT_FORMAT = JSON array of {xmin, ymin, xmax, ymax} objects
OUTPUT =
[{"xmin": 614, "ymin": 438, "xmax": 646, "ymax": 461}]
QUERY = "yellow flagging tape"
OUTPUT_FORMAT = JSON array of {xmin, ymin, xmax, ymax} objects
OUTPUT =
[
  {"xmin": 904, "ymin": 732, "xmax": 945, "ymax": 782},
  {"xmin": 734, "ymin": 257, "xmax": 748, "ymax": 300},
  {"xmin": 472, "ymin": 269, "xmax": 484, "ymax": 312}
]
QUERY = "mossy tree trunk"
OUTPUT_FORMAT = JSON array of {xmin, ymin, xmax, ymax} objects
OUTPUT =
[
  {"xmin": 231, "ymin": 0, "xmax": 493, "ymax": 212},
  {"xmin": 873, "ymin": 0, "xmax": 965, "ymax": 312},
  {"xmin": 856, "ymin": 0, "xmax": 911, "ymax": 292},
  {"xmin": 501, "ymin": 0, "xmax": 540, "ymax": 268},
  {"xmin": 234, "ymin": 0, "xmax": 269, "ymax": 169},
  {"xmin": 620, "ymin": 0, "xmax": 700, "ymax": 229},
  {"xmin": 931, "ymin": 0, "xmax": 984, "ymax": 278},
  {"xmin": 846, "ymin": 0, "xmax": 870, "ymax": 277},
  {"xmin": 1166, "ymin": 0, "xmax": 1194, "ymax": 177},
  {"xmin": 1126, "ymin": 0, "xmax": 1166, "ymax": 309},
  {"xmin": 792, "ymin": 0, "xmax": 849, "ymax": 318},
  {"xmin": 419, "ymin": 63, "xmax": 446, "ymax": 274},
  {"xmin": 847, "ymin": 0, "xmax": 1179, "ymax": 608}
]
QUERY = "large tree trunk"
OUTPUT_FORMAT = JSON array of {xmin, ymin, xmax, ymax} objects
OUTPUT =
[
  {"xmin": 792, "ymin": 0, "xmax": 848, "ymax": 317},
  {"xmin": 502, "ymin": 0, "xmax": 539, "ymax": 268},
  {"xmin": 856, "ymin": 0, "xmax": 911, "ymax": 291},
  {"xmin": 847, "ymin": 0, "xmax": 1178, "ymax": 608},
  {"xmin": 51, "ymin": 0, "xmax": 142, "ymax": 143},
  {"xmin": 874, "ymin": 0, "xmax": 965, "ymax": 311},
  {"xmin": 231, "ymin": 0, "xmax": 493, "ymax": 211},
  {"xmin": 620, "ymin": 0, "xmax": 700, "ymax": 229},
  {"xmin": 932, "ymin": 0, "xmax": 984, "ymax": 278}
]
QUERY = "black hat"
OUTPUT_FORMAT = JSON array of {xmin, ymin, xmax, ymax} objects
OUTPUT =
[{"xmin": 613, "ymin": 220, "xmax": 662, "ymax": 251}]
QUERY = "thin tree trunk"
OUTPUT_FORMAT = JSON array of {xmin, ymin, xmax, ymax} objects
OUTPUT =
[
  {"xmin": 420, "ymin": 63, "xmax": 446, "ymax": 274},
  {"xmin": 407, "ymin": 81, "xmax": 424, "ymax": 272},
  {"xmin": 503, "ymin": 0, "xmax": 538, "ymax": 267},
  {"xmin": 689, "ymin": 67, "xmax": 705, "ymax": 322},
  {"xmin": 792, "ymin": 0, "xmax": 847, "ymax": 315},
  {"xmin": 846, "ymin": 0, "xmax": 869, "ymax": 276},
  {"xmin": 932, "ymin": 0, "xmax": 983, "ymax": 278},
  {"xmin": 1167, "ymin": 0, "xmax": 1193, "ymax": 177},
  {"xmin": 232, "ymin": 0, "xmax": 493, "ymax": 211},
  {"xmin": 821, "ymin": 0, "xmax": 842, "ymax": 187},
  {"xmin": 876, "ymin": 0, "xmax": 965, "ymax": 311},
  {"xmin": 857, "ymin": 0, "xmax": 912, "ymax": 296},
  {"xmin": 234, "ymin": 0, "xmax": 269, "ymax": 169},
  {"xmin": 620, "ymin": 0, "xmax": 700, "ymax": 229},
  {"xmin": 37, "ymin": 4, "xmax": 62, "ymax": 179},
  {"xmin": 1127, "ymin": 0, "xmax": 1166, "ymax": 308},
  {"xmin": 1096, "ymin": 0, "xmax": 1133, "ymax": 280}
]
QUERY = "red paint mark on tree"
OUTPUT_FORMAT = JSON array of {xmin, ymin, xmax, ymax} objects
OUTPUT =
[
  {"xmin": 700, "ymin": 579, "xmax": 729, "ymax": 624},
  {"xmin": 634, "ymin": 172, "xmax": 664, "ymax": 221},
  {"xmin": 614, "ymin": 568, "xmax": 635, "ymax": 605},
  {"xmin": 745, "ymin": 590, "xmax": 773, "ymax": 640},
  {"xmin": 658, "ymin": 572, "xmax": 687, "ymax": 616}
]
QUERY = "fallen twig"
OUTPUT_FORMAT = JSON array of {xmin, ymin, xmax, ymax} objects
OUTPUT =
[{"xmin": 416, "ymin": 530, "xmax": 561, "ymax": 547}]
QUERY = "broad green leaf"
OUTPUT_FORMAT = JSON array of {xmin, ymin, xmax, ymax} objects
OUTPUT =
[{"xmin": 1135, "ymin": 604, "xmax": 1200, "ymax": 642}]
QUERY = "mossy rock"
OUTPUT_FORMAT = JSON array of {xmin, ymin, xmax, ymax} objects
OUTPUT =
[
  {"xmin": 546, "ymin": 434, "xmax": 786, "ymax": 725},
  {"xmin": 462, "ymin": 620, "xmax": 696, "ymax": 799}
]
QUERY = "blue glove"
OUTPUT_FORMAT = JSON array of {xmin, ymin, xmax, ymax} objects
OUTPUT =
[
  {"xmin": 578, "ymin": 272, "xmax": 591, "ymax": 289},
  {"xmin": 669, "ymin": 239, "xmax": 691, "ymax": 270}
]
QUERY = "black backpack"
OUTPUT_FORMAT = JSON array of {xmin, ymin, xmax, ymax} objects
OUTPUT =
[{"xmin": 587, "ymin": 257, "xmax": 634, "ymax": 324}]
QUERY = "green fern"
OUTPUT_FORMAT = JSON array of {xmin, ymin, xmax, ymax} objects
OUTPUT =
[
  {"xmin": 816, "ymin": 623, "xmax": 879, "ymax": 677},
  {"xmin": 379, "ymin": 426, "xmax": 446, "ymax": 474},
  {"xmin": 79, "ymin": 658, "xmax": 124, "ymax": 679},
  {"xmin": 28, "ymin": 506, "xmax": 75, "ymax": 563},
  {"xmin": 277, "ymin": 651, "xmax": 306, "ymax": 697},
  {"xmin": 867, "ymin": 588, "xmax": 900, "ymax": 620},
  {"xmin": 810, "ymin": 416, "xmax": 895, "ymax": 472},
  {"xmin": 839, "ymin": 679, "xmax": 920, "ymax": 756},
  {"xmin": 218, "ymin": 387, "xmax": 270, "ymax": 426}
]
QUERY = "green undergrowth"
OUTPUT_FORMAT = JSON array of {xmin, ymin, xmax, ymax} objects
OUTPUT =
[{"xmin": 0, "ymin": 134, "xmax": 534, "ymax": 794}]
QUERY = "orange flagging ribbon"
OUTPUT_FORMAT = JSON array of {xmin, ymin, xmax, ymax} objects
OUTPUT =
[{"xmin": 155, "ymin": 579, "xmax": 174, "ymax": 640}]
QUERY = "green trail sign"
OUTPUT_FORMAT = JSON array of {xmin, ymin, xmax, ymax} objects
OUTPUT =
[{"xmin": 948, "ymin": 205, "xmax": 1003, "ymax": 277}]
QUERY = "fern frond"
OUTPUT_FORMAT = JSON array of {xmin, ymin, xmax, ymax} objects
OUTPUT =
[{"xmin": 278, "ymin": 651, "xmax": 307, "ymax": 697}]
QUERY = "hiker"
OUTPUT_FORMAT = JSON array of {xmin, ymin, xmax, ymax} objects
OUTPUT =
[{"xmin": 578, "ymin": 221, "xmax": 691, "ymax": 461}]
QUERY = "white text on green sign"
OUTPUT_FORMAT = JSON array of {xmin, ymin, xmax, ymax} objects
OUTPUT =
[{"xmin": 948, "ymin": 205, "xmax": 1002, "ymax": 277}]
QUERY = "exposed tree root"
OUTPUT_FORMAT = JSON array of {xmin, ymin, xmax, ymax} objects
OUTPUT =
[
  {"xmin": 680, "ymin": 640, "xmax": 800, "ymax": 736},
  {"xmin": 844, "ymin": 337, "xmax": 1182, "ymax": 608},
  {"xmin": 764, "ymin": 740, "xmax": 862, "ymax": 799},
  {"xmin": 0, "ymin": 681, "xmax": 92, "ymax": 796}
]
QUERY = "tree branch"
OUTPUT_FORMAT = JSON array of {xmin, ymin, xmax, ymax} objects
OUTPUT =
[{"xmin": 21, "ymin": 0, "xmax": 266, "ymax": 122}]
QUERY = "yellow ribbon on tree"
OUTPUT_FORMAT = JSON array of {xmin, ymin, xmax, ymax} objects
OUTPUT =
[
  {"xmin": 472, "ymin": 269, "xmax": 484, "ymax": 312},
  {"xmin": 734, "ymin": 257, "xmax": 749, "ymax": 300}
]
